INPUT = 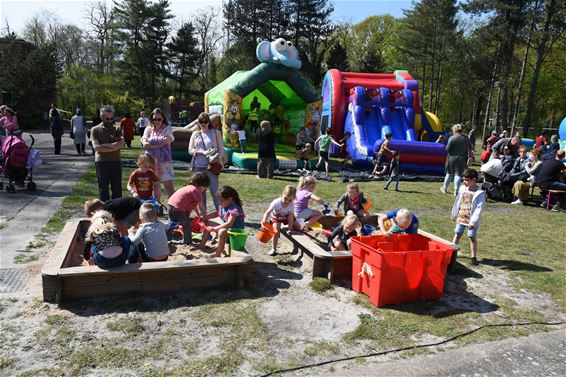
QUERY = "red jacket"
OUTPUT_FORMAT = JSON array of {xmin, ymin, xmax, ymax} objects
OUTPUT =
[{"xmin": 120, "ymin": 117, "xmax": 136, "ymax": 140}]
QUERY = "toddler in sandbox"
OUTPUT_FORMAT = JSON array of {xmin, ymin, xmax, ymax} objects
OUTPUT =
[
  {"xmin": 83, "ymin": 210, "xmax": 131, "ymax": 269},
  {"xmin": 200, "ymin": 186, "xmax": 246, "ymax": 258},
  {"xmin": 261, "ymin": 185, "xmax": 297, "ymax": 256},
  {"xmin": 333, "ymin": 181, "xmax": 370, "ymax": 223},
  {"xmin": 294, "ymin": 176, "xmax": 329, "ymax": 231},
  {"xmin": 128, "ymin": 203, "xmax": 170, "ymax": 262},
  {"xmin": 167, "ymin": 172, "xmax": 210, "ymax": 245},
  {"xmin": 328, "ymin": 214, "xmax": 360, "ymax": 251}
]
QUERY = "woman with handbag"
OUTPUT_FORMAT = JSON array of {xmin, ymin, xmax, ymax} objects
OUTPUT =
[
  {"xmin": 141, "ymin": 108, "xmax": 175, "ymax": 202},
  {"xmin": 188, "ymin": 112, "xmax": 226, "ymax": 211},
  {"xmin": 71, "ymin": 108, "xmax": 87, "ymax": 155}
]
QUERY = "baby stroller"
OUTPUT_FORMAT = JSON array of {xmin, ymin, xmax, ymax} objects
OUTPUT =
[
  {"xmin": 0, "ymin": 131, "xmax": 41, "ymax": 193},
  {"xmin": 480, "ymin": 159, "xmax": 514, "ymax": 202}
]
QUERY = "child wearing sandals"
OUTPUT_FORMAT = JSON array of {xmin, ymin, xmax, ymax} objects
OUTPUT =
[
  {"xmin": 294, "ymin": 176, "xmax": 329, "ymax": 230},
  {"xmin": 83, "ymin": 210, "xmax": 131, "ymax": 269},
  {"xmin": 200, "ymin": 186, "xmax": 245, "ymax": 258},
  {"xmin": 333, "ymin": 181, "xmax": 370, "ymax": 223},
  {"xmin": 261, "ymin": 185, "xmax": 297, "ymax": 256},
  {"xmin": 328, "ymin": 214, "xmax": 360, "ymax": 251}
]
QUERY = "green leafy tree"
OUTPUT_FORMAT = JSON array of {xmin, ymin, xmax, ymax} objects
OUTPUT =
[
  {"xmin": 463, "ymin": 0, "xmax": 531, "ymax": 132},
  {"xmin": 0, "ymin": 38, "xmax": 56, "ymax": 128},
  {"xmin": 400, "ymin": 0, "xmax": 459, "ymax": 114},
  {"xmin": 346, "ymin": 15, "xmax": 397, "ymax": 73},
  {"xmin": 324, "ymin": 39, "xmax": 349, "ymax": 71},
  {"xmin": 167, "ymin": 22, "xmax": 201, "ymax": 100},
  {"xmin": 288, "ymin": 0, "xmax": 335, "ymax": 83}
]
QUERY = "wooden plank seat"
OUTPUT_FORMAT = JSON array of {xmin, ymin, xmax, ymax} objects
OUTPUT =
[
  {"xmin": 41, "ymin": 219, "xmax": 252, "ymax": 303},
  {"xmin": 279, "ymin": 214, "xmax": 459, "ymax": 280},
  {"xmin": 279, "ymin": 228, "xmax": 352, "ymax": 281}
]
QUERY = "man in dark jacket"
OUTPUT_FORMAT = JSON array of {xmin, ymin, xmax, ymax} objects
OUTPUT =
[{"xmin": 537, "ymin": 150, "xmax": 566, "ymax": 212}]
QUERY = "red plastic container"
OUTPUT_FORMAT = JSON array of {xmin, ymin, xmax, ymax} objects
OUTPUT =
[{"xmin": 351, "ymin": 234, "xmax": 453, "ymax": 307}]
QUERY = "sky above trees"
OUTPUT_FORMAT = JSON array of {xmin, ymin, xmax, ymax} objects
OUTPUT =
[{"xmin": 0, "ymin": 0, "xmax": 413, "ymax": 34}]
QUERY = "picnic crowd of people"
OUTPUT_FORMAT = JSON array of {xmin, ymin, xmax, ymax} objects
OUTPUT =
[{"xmin": 2, "ymin": 103, "xmax": 564, "ymax": 270}]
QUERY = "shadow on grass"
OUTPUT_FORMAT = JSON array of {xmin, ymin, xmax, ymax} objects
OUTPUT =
[
  {"xmin": 61, "ymin": 261, "xmax": 302, "ymax": 316},
  {"xmin": 388, "ymin": 262, "xmax": 499, "ymax": 318},
  {"xmin": 480, "ymin": 258, "xmax": 552, "ymax": 272}
]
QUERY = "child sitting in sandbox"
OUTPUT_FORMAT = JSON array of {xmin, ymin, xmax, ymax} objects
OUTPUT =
[
  {"xmin": 83, "ymin": 210, "xmax": 131, "ymax": 269},
  {"xmin": 128, "ymin": 203, "xmax": 170, "ymax": 262},
  {"xmin": 261, "ymin": 185, "xmax": 297, "ymax": 256},
  {"xmin": 327, "ymin": 214, "xmax": 360, "ymax": 251},
  {"xmin": 199, "ymin": 186, "xmax": 246, "ymax": 258},
  {"xmin": 294, "ymin": 176, "xmax": 329, "ymax": 231}
]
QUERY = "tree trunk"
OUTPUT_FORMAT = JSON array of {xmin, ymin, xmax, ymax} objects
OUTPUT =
[
  {"xmin": 434, "ymin": 58, "xmax": 443, "ymax": 114},
  {"xmin": 482, "ymin": 86, "xmax": 494, "ymax": 144},
  {"xmin": 511, "ymin": 0, "xmax": 540, "ymax": 135},
  {"xmin": 428, "ymin": 20, "xmax": 437, "ymax": 112},
  {"xmin": 498, "ymin": 2, "xmax": 525, "ymax": 132},
  {"xmin": 522, "ymin": 0, "xmax": 557, "ymax": 137}
]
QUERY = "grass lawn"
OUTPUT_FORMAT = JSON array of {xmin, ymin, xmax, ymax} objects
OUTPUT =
[{"xmin": 10, "ymin": 141, "xmax": 562, "ymax": 376}]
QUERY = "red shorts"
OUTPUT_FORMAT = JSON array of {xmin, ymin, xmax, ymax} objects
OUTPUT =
[{"xmin": 271, "ymin": 217, "xmax": 288, "ymax": 225}]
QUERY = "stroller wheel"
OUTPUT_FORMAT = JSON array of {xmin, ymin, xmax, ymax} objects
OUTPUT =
[
  {"xmin": 27, "ymin": 181, "xmax": 36, "ymax": 191},
  {"xmin": 7, "ymin": 183, "xmax": 16, "ymax": 193}
]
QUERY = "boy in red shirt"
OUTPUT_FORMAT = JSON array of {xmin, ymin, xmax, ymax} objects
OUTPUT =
[{"xmin": 127, "ymin": 154, "xmax": 160, "ymax": 200}]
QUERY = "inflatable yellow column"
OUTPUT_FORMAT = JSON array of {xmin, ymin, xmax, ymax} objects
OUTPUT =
[
  {"xmin": 305, "ymin": 100, "xmax": 322, "ymax": 143},
  {"xmin": 223, "ymin": 89, "xmax": 242, "ymax": 147}
]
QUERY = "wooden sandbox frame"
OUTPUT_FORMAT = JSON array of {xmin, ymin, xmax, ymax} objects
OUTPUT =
[
  {"xmin": 41, "ymin": 219, "xmax": 252, "ymax": 303},
  {"xmin": 280, "ymin": 215, "xmax": 459, "ymax": 281}
]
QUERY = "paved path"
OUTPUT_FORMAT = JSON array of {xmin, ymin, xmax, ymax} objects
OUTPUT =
[
  {"xmin": 300, "ymin": 329, "xmax": 566, "ymax": 376},
  {"xmin": 0, "ymin": 132, "xmax": 93, "ymax": 269}
]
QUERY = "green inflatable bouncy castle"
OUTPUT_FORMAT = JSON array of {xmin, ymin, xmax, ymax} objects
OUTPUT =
[{"xmin": 204, "ymin": 38, "xmax": 322, "ymax": 169}]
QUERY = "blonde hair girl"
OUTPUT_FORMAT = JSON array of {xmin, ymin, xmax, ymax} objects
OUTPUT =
[{"xmin": 261, "ymin": 185, "xmax": 297, "ymax": 256}]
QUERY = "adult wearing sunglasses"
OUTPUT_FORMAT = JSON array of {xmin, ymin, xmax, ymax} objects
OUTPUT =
[
  {"xmin": 188, "ymin": 112, "xmax": 226, "ymax": 210},
  {"xmin": 91, "ymin": 105, "xmax": 125, "ymax": 201},
  {"xmin": 141, "ymin": 108, "xmax": 175, "ymax": 202}
]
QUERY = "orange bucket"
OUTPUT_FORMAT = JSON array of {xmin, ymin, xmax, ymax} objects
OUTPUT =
[
  {"xmin": 364, "ymin": 200, "xmax": 373, "ymax": 211},
  {"xmin": 191, "ymin": 216, "xmax": 206, "ymax": 233},
  {"xmin": 257, "ymin": 222, "xmax": 276, "ymax": 243}
]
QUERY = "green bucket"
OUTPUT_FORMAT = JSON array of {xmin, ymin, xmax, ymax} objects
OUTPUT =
[{"xmin": 227, "ymin": 228, "xmax": 248, "ymax": 251}]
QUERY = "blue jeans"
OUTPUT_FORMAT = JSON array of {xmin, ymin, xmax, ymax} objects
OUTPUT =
[
  {"xmin": 193, "ymin": 166, "xmax": 219, "ymax": 211},
  {"xmin": 95, "ymin": 161, "xmax": 122, "ymax": 202},
  {"xmin": 455, "ymin": 223, "xmax": 478, "ymax": 238},
  {"xmin": 91, "ymin": 237, "xmax": 131, "ymax": 269},
  {"xmin": 548, "ymin": 182, "xmax": 566, "ymax": 206},
  {"xmin": 130, "ymin": 243, "xmax": 168, "ymax": 262},
  {"xmin": 384, "ymin": 175, "xmax": 399, "ymax": 190},
  {"xmin": 443, "ymin": 173, "xmax": 462, "ymax": 192},
  {"xmin": 168, "ymin": 205, "xmax": 192, "ymax": 244}
]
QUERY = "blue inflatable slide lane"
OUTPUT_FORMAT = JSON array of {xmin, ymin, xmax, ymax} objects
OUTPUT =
[{"xmin": 344, "ymin": 86, "xmax": 446, "ymax": 175}]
